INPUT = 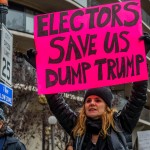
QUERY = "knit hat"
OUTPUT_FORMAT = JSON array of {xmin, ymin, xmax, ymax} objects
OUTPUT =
[
  {"xmin": 0, "ymin": 108, "xmax": 5, "ymax": 121},
  {"xmin": 84, "ymin": 87, "xmax": 113, "ymax": 108}
]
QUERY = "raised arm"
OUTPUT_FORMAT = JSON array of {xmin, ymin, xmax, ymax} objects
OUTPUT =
[
  {"xmin": 117, "ymin": 33, "xmax": 150, "ymax": 133},
  {"xmin": 118, "ymin": 80, "xmax": 148, "ymax": 134},
  {"xmin": 45, "ymin": 94, "xmax": 77, "ymax": 135}
]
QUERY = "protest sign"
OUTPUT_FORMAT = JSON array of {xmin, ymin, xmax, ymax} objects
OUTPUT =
[{"xmin": 34, "ymin": 1, "xmax": 148, "ymax": 94}]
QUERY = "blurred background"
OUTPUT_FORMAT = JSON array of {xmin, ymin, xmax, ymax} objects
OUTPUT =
[{"xmin": 0, "ymin": 0, "xmax": 150, "ymax": 149}]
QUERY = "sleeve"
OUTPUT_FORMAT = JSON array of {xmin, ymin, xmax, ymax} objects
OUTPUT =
[
  {"xmin": 118, "ymin": 80, "xmax": 148, "ymax": 134},
  {"xmin": 16, "ymin": 141, "xmax": 26, "ymax": 150},
  {"xmin": 45, "ymin": 94, "xmax": 77, "ymax": 135}
]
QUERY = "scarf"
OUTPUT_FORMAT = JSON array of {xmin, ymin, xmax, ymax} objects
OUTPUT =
[
  {"xmin": 80, "ymin": 118, "xmax": 109, "ymax": 150},
  {"xmin": 86, "ymin": 117, "xmax": 102, "ymax": 135}
]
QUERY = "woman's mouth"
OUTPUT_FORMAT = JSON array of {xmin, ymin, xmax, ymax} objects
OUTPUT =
[{"xmin": 89, "ymin": 108, "xmax": 97, "ymax": 111}]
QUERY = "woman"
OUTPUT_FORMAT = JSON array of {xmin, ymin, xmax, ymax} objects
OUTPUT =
[
  {"xmin": 24, "ymin": 33, "xmax": 150, "ymax": 150},
  {"xmin": 45, "ymin": 81, "xmax": 147, "ymax": 150}
]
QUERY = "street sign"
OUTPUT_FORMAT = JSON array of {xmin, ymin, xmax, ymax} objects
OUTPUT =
[
  {"xmin": 0, "ymin": 82, "xmax": 13, "ymax": 106},
  {"xmin": 0, "ymin": 23, "xmax": 13, "ymax": 86}
]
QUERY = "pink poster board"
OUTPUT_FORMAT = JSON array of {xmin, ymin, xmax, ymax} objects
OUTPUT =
[{"xmin": 34, "ymin": 1, "xmax": 148, "ymax": 94}]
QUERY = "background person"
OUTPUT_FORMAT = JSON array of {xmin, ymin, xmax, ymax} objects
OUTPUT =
[
  {"xmin": 65, "ymin": 139, "xmax": 73, "ymax": 150},
  {"xmin": 0, "ymin": 108, "xmax": 26, "ymax": 150},
  {"xmin": 65, "ymin": 144, "xmax": 73, "ymax": 150}
]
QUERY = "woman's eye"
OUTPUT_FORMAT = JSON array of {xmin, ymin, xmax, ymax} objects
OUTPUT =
[
  {"xmin": 95, "ymin": 99, "xmax": 101, "ymax": 103},
  {"xmin": 85, "ymin": 98, "xmax": 102, "ymax": 103},
  {"xmin": 86, "ymin": 99, "xmax": 91, "ymax": 103}
]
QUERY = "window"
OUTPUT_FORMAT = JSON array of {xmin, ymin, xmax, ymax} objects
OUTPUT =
[
  {"xmin": 6, "ymin": 2, "xmax": 41, "ymax": 34},
  {"xmin": 6, "ymin": 9, "xmax": 25, "ymax": 31},
  {"xmin": 74, "ymin": 0, "xmax": 87, "ymax": 7},
  {"xmin": 25, "ymin": 9, "xmax": 34, "ymax": 33}
]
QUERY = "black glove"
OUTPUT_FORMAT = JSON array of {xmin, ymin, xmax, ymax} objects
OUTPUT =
[
  {"xmin": 15, "ymin": 49, "xmax": 37, "ymax": 68},
  {"xmin": 24, "ymin": 48, "xmax": 37, "ymax": 68},
  {"xmin": 139, "ymin": 32, "xmax": 150, "ymax": 54}
]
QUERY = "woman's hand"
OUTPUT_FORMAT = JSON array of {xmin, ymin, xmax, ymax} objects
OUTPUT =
[
  {"xmin": 139, "ymin": 32, "xmax": 150, "ymax": 54},
  {"xmin": 24, "ymin": 48, "xmax": 37, "ymax": 68}
]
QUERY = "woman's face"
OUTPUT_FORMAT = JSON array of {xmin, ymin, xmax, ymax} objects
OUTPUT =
[{"xmin": 84, "ymin": 95, "xmax": 106, "ymax": 119}]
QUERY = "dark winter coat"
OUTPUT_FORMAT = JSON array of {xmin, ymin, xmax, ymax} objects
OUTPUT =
[
  {"xmin": 46, "ymin": 81, "xmax": 147, "ymax": 150},
  {"xmin": 0, "ymin": 126, "xmax": 26, "ymax": 150}
]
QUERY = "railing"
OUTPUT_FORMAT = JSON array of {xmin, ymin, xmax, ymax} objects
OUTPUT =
[{"xmin": 142, "ymin": 9, "xmax": 150, "ymax": 29}]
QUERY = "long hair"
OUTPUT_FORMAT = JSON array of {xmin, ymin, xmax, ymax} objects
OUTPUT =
[{"xmin": 72, "ymin": 105, "xmax": 117, "ymax": 138}]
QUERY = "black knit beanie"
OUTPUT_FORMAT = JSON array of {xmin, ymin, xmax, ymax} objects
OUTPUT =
[{"xmin": 84, "ymin": 87, "xmax": 113, "ymax": 108}]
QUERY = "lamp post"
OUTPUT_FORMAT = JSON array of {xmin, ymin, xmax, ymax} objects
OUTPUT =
[{"xmin": 48, "ymin": 116, "xmax": 57, "ymax": 150}]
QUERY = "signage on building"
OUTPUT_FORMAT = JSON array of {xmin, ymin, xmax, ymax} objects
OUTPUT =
[
  {"xmin": 0, "ymin": 23, "xmax": 13, "ymax": 86},
  {"xmin": 0, "ymin": 82, "xmax": 13, "ymax": 106}
]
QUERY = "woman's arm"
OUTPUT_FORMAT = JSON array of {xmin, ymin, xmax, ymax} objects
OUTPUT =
[
  {"xmin": 118, "ymin": 80, "xmax": 148, "ymax": 134},
  {"xmin": 117, "ymin": 33, "xmax": 150, "ymax": 133},
  {"xmin": 45, "ymin": 94, "xmax": 77, "ymax": 135}
]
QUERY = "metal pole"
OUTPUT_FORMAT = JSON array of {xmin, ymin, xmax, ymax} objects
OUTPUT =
[
  {"xmin": 42, "ymin": 106, "xmax": 45, "ymax": 150},
  {"xmin": 0, "ymin": 0, "xmax": 8, "ymax": 109},
  {"xmin": 51, "ymin": 125, "xmax": 55, "ymax": 150},
  {"xmin": 48, "ymin": 116, "xmax": 57, "ymax": 150},
  {"xmin": 0, "ymin": 0, "xmax": 8, "ymax": 25}
]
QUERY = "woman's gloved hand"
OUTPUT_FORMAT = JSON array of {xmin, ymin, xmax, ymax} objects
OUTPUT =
[
  {"xmin": 14, "ymin": 49, "xmax": 36, "ymax": 68},
  {"xmin": 24, "ymin": 48, "xmax": 37, "ymax": 68},
  {"xmin": 139, "ymin": 32, "xmax": 150, "ymax": 54}
]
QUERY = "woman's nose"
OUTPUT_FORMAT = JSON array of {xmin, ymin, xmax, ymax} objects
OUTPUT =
[{"xmin": 90, "ymin": 99, "xmax": 96, "ymax": 105}]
